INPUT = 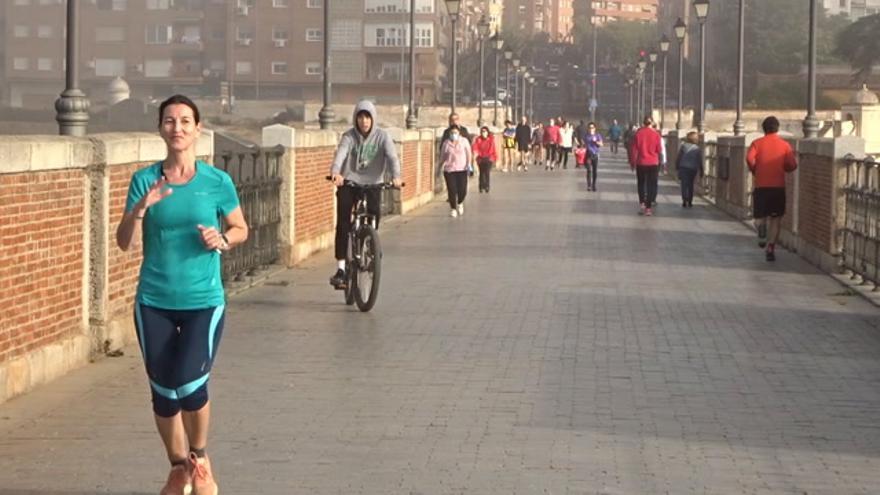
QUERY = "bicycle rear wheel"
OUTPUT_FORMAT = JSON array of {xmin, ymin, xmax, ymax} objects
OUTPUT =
[{"xmin": 353, "ymin": 225, "xmax": 381, "ymax": 312}]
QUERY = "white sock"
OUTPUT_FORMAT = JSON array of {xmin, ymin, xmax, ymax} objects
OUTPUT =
[{"xmin": 337, "ymin": 260, "xmax": 346, "ymax": 271}]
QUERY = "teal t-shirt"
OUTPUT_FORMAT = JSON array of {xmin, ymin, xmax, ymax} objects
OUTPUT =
[{"xmin": 125, "ymin": 161, "xmax": 240, "ymax": 310}]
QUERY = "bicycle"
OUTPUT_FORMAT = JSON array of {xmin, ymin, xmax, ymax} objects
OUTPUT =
[{"xmin": 327, "ymin": 177, "xmax": 402, "ymax": 312}]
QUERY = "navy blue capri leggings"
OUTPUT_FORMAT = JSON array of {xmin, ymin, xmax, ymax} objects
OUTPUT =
[{"xmin": 134, "ymin": 303, "xmax": 225, "ymax": 417}]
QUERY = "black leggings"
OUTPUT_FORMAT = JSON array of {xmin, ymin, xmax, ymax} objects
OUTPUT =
[
  {"xmin": 679, "ymin": 168, "xmax": 698, "ymax": 203},
  {"xmin": 335, "ymin": 185, "xmax": 381, "ymax": 260},
  {"xmin": 135, "ymin": 303, "xmax": 226, "ymax": 417},
  {"xmin": 444, "ymin": 171, "xmax": 469, "ymax": 208},
  {"xmin": 560, "ymin": 147, "xmax": 571, "ymax": 168},
  {"xmin": 636, "ymin": 165, "xmax": 659, "ymax": 206},
  {"xmin": 478, "ymin": 160, "xmax": 492, "ymax": 191},
  {"xmin": 586, "ymin": 154, "xmax": 598, "ymax": 188}
]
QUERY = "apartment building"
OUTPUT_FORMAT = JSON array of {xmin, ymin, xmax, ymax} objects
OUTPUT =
[
  {"xmin": 590, "ymin": 0, "xmax": 658, "ymax": 25},
  {"xmin": 1, "ymin": 0, "xmax": 446, "ymax": 109},
  {"xmin": 502, "ymin": 0, "xmax": 573, "ymax": 43},
  {"xmin": 825, "ymin": 0, "xmax": 880, "ymax": 18}
]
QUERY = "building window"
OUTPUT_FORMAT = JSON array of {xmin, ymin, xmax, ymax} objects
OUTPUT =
[
  {"xmin": 37, "ymin": 58, "xmax": 53, "ymax": 71},
  {"xmin": 37, "ymin": 25, "xmax": 53, "ymax": 38},
  {"xmin": 306, "ymin": 28, "xmax": 323, "ymax": 41},
  {"xmin": 95, "ymin": 58, "xmax": 126, "ymax": 77},
  {"xmin": 13, "ymin": 25, "xmax": 30, "ymax": 38},
  {"xmin": 415, "ymin": 24, "xmax": 433, "ymax": 47},
  {"xmin": 96, "ymin": 27, "xmax": 126, "ymax": 42},
  {"xmin": 146, "ymin": 0, "xmax": 170, "ymax": 9},
  {"xmin": 144, "ymin": 59, "xmax": 173, "ymax": 78},
  {"xmin": 273, "ymin": 0, "xmax": 289, "ymax": 6},
  {"xmin": 13, "ymin": 58, "xmax": 29, "ymax": 70},
  {"xmin": 96, "ymin": 0, "xmax": 127, "ymax": 9},
  {"xmin": 305, "ymin": 62, "xmax": 321, "ymax": 75},
  {"xmin": 307, "ymin": 0, "xmax": 322, "ymax": 7},
  {"xmin": 273, "ymin": 27, "xmax": 289, "ymax": 40},
  {"xmin": 375, "ymin": 27, "xmax": 403, "ymax": 47},
  {"xmin": 236, "ymin": 61, "xmax": 253, "ymax": 74},
  {"xmin": 840, "ymin": 0, "xmax": 847, "ymax": 6},
  {"xmin": 271, "ymin": 62, "xmax": 288, "ymax": 74},
  {"xmin": 379, "ymin": 62, "xmax": 400, "ymax": 80},
  {"xmin": 146, "ymin": 25, "xmax": 172, "ymax": 44}
]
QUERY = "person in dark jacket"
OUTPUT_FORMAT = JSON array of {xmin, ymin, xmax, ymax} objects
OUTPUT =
[
  {"xmin": 676, "ymin": 131, "xmax": 703, "ymax": 208},
  {"xmin": 441, "ymin": 113, "xmax": 470, "ymax": 145},
  {"xmin": 515, "ymin": 115, "xmax": 532, "ymax": 171}
]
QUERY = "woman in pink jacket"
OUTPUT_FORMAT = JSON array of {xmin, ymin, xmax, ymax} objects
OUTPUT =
[{"xmin": 440, "ymin": 125, "xmax": 473, "ymax": 218}]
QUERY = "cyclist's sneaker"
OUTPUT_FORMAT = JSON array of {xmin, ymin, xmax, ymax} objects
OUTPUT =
[
  {"xmin": 457, "ymin": 204, "xmax": 464, "ymax": 216},
  {"xmin": 330, "ymin": 269, "xmax": 346, "ymax": 289},
  {"xmin": 159, "ymin": 464, "xmax": 192, "ymax": 495},
  {"xmin": 450, "ymin": 209, "xmax": 458, "ymax": 218},
  {"xmin": 189, "ymin": 453, "xmax": 218, "ymax": 495}
]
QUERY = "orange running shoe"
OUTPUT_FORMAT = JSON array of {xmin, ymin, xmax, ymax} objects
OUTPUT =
[
  {"xmin": 189, "ymin": 453, "xmax": 218, "ymax": 495},
  {"xmin": 159, "ymin": 464, "xmax": 192, "ymax": 495}
]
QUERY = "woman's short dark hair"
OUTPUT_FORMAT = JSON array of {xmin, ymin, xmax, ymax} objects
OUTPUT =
[
  {"xmin": 588, "ymin": 121, "xmax": 597, "ymax": 128},
  {"xmin": 762, "ymin": 116, "xmax": 780, "ymax": 134},
  {"xmin": 158, "ymin": 94, "xmax": 200, "ymax": 126}
]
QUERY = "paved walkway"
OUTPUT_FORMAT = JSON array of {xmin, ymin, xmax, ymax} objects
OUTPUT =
[{"xmin": 2, "ymin": 155, "xmax": 880, "ymax": 494}]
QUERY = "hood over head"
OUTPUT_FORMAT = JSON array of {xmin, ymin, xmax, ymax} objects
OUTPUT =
[{"xmin": 352, "ymin": 99, "xmax": 378, "ymax": 126}]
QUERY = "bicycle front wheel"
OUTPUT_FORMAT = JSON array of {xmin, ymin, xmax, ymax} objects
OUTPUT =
[{"xmin": 353, "ymin": 225, "xmax": 382, "ymax": 312}]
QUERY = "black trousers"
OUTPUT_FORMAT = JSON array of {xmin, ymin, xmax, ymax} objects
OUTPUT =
[
  {"xmin": 636, "ymin": 165, "xmax": 659, "ymax": 206},
  {"xmin": 587, "ymin": 154, "xmax": 599, "ymax": 188},
  {"xmin": 335, "ymin": 185, "xmax": 381, "ymax": 260},
  {"xmin": 477, "ymin": 160, "xmax": 492, "ymax": 191},
  {"xmin": 560, "ymin": 147, "xmax": 571, "ymax": 168},
  {"xmin": 444, "ymin": 171, "xmax": 469, "ymax": 208},
  {"xmin": 679, "ymin": 168, "xmax": 698, "ymax": 204}
]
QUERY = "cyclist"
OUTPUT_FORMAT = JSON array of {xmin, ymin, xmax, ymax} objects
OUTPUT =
[{"xmin": 329, "ymin": 100, "xmax": 402, "ymax": 289}]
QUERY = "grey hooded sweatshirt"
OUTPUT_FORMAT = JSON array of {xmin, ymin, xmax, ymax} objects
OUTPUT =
[{"xmin": 330, "ymin": 100, "xmax": 401, "ymax": 185}]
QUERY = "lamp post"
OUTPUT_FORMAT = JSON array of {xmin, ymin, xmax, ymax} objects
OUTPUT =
[
  {"xmin": 803, "ymin": 0, "xmax": 819, "ymax": 138},
  {"xmin": 660, "ymin": 35, "xmax": 670, "ymax": 131},
  {"xmin": 637, "ymin": 59, "xmax": 647, "ymax": 120},
  {"xmin": 627, "ymin": 78, "xmax": 634, "ymax": 124},
  {"xmin": 318, "ymin": 0, "xmax": 335, "ymax": 129},
  {"xmin": 55, "ymin": 0, "xmax": 90, "ymax": 135},
  {"xmin": 512, "ymin": 58, "xmax": 520, "ymax": 120},
  {"xmin": 405, "ymin": 0, "xmax": 418, "ymax": 129},
  {"xmin": 477, "ymin": 17, "xmax": 490, "ymax": 126},
  {"xmin": 529, "ymin": 76, "xmax": 536, "ymax": 121},
  {"xmin": 445, "ymin": 0, "xmax": 461, "ymax": 115},
  {"xmin": 522, "ymin": 70, "xmax": 529, "ymax": 121},
  {"xmin": 694, "ymin": 0, "xmax": 710, "ymax": 133},
  {"xmin": 649, "ymin": 51, "xmax": 658, "ymax": 118},
  {"xmin": 492, "ymin": 34, "xmax": 504, "ymax": 126},
  {"xmin": 731, "ymin": 0, "xmax": 745, "ymax": 135},
  {"xmin": 674, "ymin": 18, "xmax": 687, "ymax": 130},
  {"xmin": 590, "ymin": 19, "xmax": 598, "ymax": 122},
  {"xmin": 504, "ymin": 49, "xmax": 513, "ymax": 121}
]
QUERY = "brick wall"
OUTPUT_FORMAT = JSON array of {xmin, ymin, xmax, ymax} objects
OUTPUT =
[
  {"xmin": 0, "ymin": 170, "xmax": 86, "ymax": 363},
  {"xmin": 420, "ymin": 140, "xmax": 434, "ymax": 191},
  {"xmin": 401, "ymin": 141, "xmax": 419, "ymax": 203},
  {"xmin": 108, "ymin": 163, "xmax": 147, "ymax": 319},
  {"xmin": 796, "ymin": 153, "xmax": 835, "ymax": 252},
  {"xmin": 294, "ymin": 146, "xmax": 336, "ymax": 252}
]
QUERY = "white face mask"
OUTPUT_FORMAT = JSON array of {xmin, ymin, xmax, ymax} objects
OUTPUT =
[{"xmin": 450, "ymin": 133, "xmax": 460, "ymax": 141}]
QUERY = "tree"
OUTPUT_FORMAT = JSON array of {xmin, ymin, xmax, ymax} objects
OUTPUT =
[{"xmin": 834, "ymin": 13, "xmax": 880, "ymax": 82}]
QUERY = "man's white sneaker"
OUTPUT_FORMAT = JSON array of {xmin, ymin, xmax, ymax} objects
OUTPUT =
[
  {"xmin": 457, "ymin": 204, "xmax": 464, "ymax": 215},
  {"xmin": 450, "ymin": 209, "xmax": 458, "ymax": 218}
]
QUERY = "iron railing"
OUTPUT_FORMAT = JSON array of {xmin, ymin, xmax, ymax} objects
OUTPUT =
[
  {"xmin": 214, "ymin": 131, "xmax": 284, "ymax": 281},
  {"xmin": 840, "ymin": 154, "xmax": 880, "ymax": 288}
]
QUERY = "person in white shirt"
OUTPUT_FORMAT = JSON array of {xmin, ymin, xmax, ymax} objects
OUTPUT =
[{"xmin": 559, "ymin": 122, "xmax": 575, "ymax": 170}]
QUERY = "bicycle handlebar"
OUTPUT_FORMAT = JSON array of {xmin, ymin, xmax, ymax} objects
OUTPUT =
[{"xmin": 325, "ymin": 176, "xmax": 405, "ymax": 189}]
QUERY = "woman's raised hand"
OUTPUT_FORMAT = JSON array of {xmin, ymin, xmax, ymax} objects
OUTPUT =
[{"xmin": 139, "ymin": 178, "xmax": 173, "ymax": 211}]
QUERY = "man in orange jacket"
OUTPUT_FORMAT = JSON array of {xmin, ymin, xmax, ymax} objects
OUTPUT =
[{"xmin": 747, "ymin": 116, "xmax": 798, "ymax": 262}]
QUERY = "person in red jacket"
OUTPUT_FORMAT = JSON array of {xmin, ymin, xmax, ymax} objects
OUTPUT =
[
  {"xmin": 747, "ymin": 116, "xmax": 798, "ymax": 262},
  {"xmin": 543, "ymin": 118, "xmax": 561, "ymax": 170},
  {"xmin": 628, "ymin": 116, "xmax": 663, "ymax": 216},
  {"xmin": 472, "ymin": 126, "xmax": 498, "ymax": 193}
]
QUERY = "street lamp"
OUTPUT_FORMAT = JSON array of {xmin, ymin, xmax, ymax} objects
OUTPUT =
[
  {"xmin": 637, "ymin": 59, "xmax": 647, "ymax": 121},
  {"xmin": 528, "ymin": 76, "xmax": 536, "ymax": 121},
  {"xmin": 803, "ymin": 0, "xmax": 819, "ymax": 138},
  {"xmin": 445, "ymin": 0, "xmax": 461, "ymax": 115},
  {"xmin": 627, "ymin": 79, "xmax": 635, "ymax": 124},
  {"xmin": 55, "ymin": 0, "xmax": 90, "ymax": 135},
  {"xmin": 732, "ymin": 0, "xmax": 745, "ymax": 135},
  {"xmin": 492, "ymin": 34, "xmax": 504, "ymax": 127},
  {"xmin": 522, "ymin": 70, "xmax": 530, "ymax": 122},
  {"xmin": 590, "ymin": 19, "xmax": 598, "ymax": 122},
  {"xmin": 694, "ymin": 0, "xmax": 710, "ymax": 132},
  {"xmin": 649, "ymin": 51, "xmax": 658, "ymax": 119},
  {"xmin": 504, "ymin": 49, "xmax": 513, "ymax": 121},
  {"xmin": 318, "ymin": 0, "xmax": 335, "ymax": 129},
  {"xmin": 512, "ymin": 58, "xmax": 520, "ymax": 120},
  {"xmin": 659, "ymin": 35, "xmax": 670, "ymax": 131},
  {"xmin": 674, "ymin": 17, "xmax": 687, "ymax": 130},
  {"xmin": 405, "ymin": 0, "xmax": 418, "ymax": 129},
  {"xmin": 477, "ymin": 17, "xmax": 490, "ymax": 126}
]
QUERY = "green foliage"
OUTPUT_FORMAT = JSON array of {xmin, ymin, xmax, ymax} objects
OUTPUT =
[
  {"xmin": 834, "ymin": 13, "xmax": 880, "ymax": 82},
  {"xmin": 572, "ymin": 21, "xmax": 658, "ymax": 69},
  {"xmin": 751, "ymin": 81, "xmax": 837, "ymax": 110}
]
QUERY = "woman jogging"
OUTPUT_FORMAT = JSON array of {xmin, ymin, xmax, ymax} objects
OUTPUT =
[
  {"xmin": 501, "ymin": 120, "xmax": 516, "ymax": 173},
  {"xmin": 472, "ymin": 126, "xmax": 497, "ymax": 193},
  {"xmin": 584, "ymin": 122, "xmax": 604, "ymax": 192},
  {"xmin": 440, "ymin": 125, "xmax": 473, "ymax": 217},
  {"xmin": 116, "ymin": 95, "xmax": 247, "ymax": 495}
]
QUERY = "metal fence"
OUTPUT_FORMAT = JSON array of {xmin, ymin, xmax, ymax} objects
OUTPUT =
[
  {"xmin": 840, "ymin": 155, "xmax": 880, "ymax": 288},
  {"xmin": 215, "ymin": 132, "xmax": 284, "ymax": 281}
]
